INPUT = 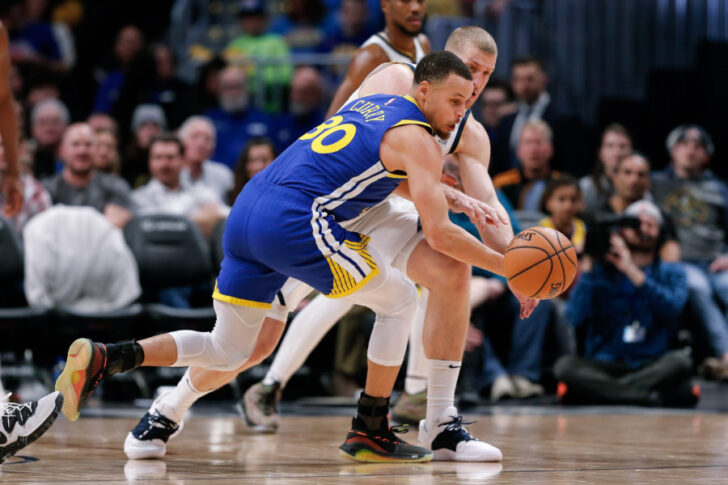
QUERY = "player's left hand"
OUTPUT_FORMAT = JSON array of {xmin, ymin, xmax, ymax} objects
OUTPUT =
[
  {"xmin": 508, "ymin": 281, "xmax": 539, "ymax": 319},
  {"xmin": 450, "ymin": 191, "xmax": 509, "ymax": 231},
  {"xmin": 1, "ymin": 172, "xmax": 23, "ymax": 218}
]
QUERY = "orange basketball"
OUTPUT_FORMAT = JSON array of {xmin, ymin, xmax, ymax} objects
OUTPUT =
[{"xmin": 504, "ymin": 226, "xmax": 578, "ymax": 299}]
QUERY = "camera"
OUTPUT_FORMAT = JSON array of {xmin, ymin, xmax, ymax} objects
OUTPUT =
[{"xmin": 583, "ymin": 214, "xmax": 640, "ymax": 260}]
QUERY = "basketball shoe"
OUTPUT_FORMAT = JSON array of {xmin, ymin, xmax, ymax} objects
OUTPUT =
[
  {"xmin": 0, "ymin": 391, "xmax": 63, "ymax": 462},
  {"xmin": 55, "ymin": 338, "xmax": 144, "ymax": 421},
  {"xmin": 340, "ymin": 416, "xmax": 433, "ymax": 463},
  {"xmin": 237, "ymin": 381, "xmax": 281, "ymax": 433},
  {"xmin": 418, "ymin": 406, "xmax": 502, "ymax": 462},
  {"xmin": 124, "ymin": 393, "xmax": 184, "ymax": 459}
]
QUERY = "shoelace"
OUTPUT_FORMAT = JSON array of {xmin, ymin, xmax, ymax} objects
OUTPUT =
[
  {"xmin": 0, "ymin": 401, "xmax": 37, "ymax": 432},
  {"xmin": 377, "ymin": 424, "xmax": 410, "ymax": 445},
  {"xmin": 438, "ymin": 415, "xmax": 476, "ymax": 441}
]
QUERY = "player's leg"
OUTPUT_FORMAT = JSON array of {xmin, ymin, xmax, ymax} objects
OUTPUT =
[
  {"xmin": 392, "ymin": 288, "xmax": 428, "ymax": 424},
  {"xmin": 55, "ymin": 298, "xmax": 271, "ymax": 422},
  {"xmin": 241, "ymin": 292, "xmax": 353, "ymax": 432},
  {"xmin": 406, "ymin": 239, "xmax": 503, "ymax": 462},
  {"xmin": 336, "ymin": 247, "xmax": 432, "ymax": 463},
  {"xmin": 123, "ymin": 314, "xmax": 286, "ymax": 459}
]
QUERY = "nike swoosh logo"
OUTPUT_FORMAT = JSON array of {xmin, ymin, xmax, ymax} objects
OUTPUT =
[{"xmin": 448, "ymin": 364, "xmax": 461, "ymax": 369}]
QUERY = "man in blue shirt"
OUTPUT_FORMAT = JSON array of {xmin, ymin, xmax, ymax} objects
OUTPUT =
[{"xmin": 555, "ymin": 200, "xmax": 696, "ymax": 406}]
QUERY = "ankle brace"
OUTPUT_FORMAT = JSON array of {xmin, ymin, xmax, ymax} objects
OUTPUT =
[
  {"xmin": 105, "ymin": 340, "xmax": 144, "ymax": 375},
  {"xmin": 357, "ymin": 393, "xmax": 390, "ymax": 430}
]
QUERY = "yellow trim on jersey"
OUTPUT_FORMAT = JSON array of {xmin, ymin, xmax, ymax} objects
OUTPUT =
[
  {"xmin": 386, "ymin": 172, "xmax": 408, "ymax": 179},
  {"xmin": 326, "ymin": 236, "xmax": 380, "ymax": 298},
  {"xmin": 212, "ymin": 282, "xmax": 272, "ymax": 309},
  {"xmin": 403, "ymin": 95, "xmax": 420, "ymax": 108}
]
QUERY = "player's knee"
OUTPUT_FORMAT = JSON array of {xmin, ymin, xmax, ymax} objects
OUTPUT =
[
  {"xmin": 436, "ymin": 258, "xmax": 470, "ymax": 292},
  {"xmin": 246, "ymin": 326, "xmax": 281, "ymax": 366}
]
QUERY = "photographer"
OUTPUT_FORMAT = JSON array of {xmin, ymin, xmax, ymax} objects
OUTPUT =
[{"xmin": 554, "ymin": 200, "xmax": 696, "ymax": 406}]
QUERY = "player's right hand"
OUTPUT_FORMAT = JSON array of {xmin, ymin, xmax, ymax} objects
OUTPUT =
[{"xmin": 508, "ymin": 281, "xmax": 539, "ymax": 319}]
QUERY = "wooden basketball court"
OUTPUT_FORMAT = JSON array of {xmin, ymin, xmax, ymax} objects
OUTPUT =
[{"xmin": 3, "ymin": 408, "xmax": 727, "ymax": 484}]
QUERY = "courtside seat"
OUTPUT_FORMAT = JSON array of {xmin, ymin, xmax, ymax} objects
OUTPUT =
[
  {"xmin": 124, "ymin": 215, "xmax": 216, "ymax": 332},
  {"xmin": 0, "ymin": 216, "xmax": 53, "ymax": 365}
]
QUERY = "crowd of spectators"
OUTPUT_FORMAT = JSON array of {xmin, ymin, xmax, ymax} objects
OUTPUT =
[{"xmin": 2, "ymin": 0, "xmax": 728, "ymax": 408}]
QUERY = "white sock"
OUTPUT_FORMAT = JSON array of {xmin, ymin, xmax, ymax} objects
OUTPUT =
[
  {"xmin": 404, "ymin": 289, "xmax": 428, "ymax": 395},
  {"xmin": 264, "ymin": 294, "xmax": 353, "ymax": 387},
  {"xmin": 154, "ymin": 369, "xmax": 210, "ymax": 424},
  {"xmin": 426, "ymin": 359, "xmax": 461, "ymax": 430}
]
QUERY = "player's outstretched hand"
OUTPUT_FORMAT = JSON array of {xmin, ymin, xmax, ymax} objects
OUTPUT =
[
  {"xmin": 449, "ymin": 190, "xmax": 509, "ymax": 232},
  {"xmin": 508, "ymin": 281, "xmax": 539, "ymax": 319}
]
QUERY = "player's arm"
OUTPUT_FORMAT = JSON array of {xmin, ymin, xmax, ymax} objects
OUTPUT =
[
  {"xmin": 326, "ymin": 46, "xmax": 390, "ymax": 118},
  {"xmin": 454, "ymin": 118, "xmax": 513, "ymax": 253},
  {"xmin": 382, "ymin": 125, "xmax": 505, "ymax": 275},
  {"xmin": 0, "ymin": 21, "xmax": 22, "ymax": 217}
]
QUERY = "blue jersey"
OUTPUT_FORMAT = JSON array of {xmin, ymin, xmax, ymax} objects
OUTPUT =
[{"xmin": 258, "ymin": 93, "xmax": 432, "ymax": 222}]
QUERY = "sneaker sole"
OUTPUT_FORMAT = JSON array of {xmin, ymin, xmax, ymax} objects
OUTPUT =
[
  {"xmin": 55, "ymin": 338, "xmax": 93, "ymax": 421},
  {"xmin": 235, "ymin": 402, "xmax": 278, "ymax": 434},
  {"xmin": 0, "ymin": 393, "xmax": 64, "ymax": 463},
  {"xmin": 339, "ymin": 446, "xmax": 433, "ymax": 463}
]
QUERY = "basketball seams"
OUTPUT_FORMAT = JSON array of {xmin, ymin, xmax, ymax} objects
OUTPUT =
[
  {"xmin": 554, "ymin": 231, "xmax": 577, "ymax": 267},
  {"xmin": 507, "ymin": 227, "xmax": 577, "ymax": 299},
  {"xmin": 505, "ymin": 246, "xmax": 551, "ymax": 280},
  {"xmin": 530, "ymin": 227, "xmax": 567, "ymax": 291}
]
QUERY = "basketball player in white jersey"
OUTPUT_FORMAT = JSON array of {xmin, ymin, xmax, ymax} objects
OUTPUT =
[{"xmin": 123, "ymin": 27, "xmax": 535, "ymax": 463}]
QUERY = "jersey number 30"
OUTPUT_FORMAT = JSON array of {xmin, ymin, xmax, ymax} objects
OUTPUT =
[{"xmin": 300, "ymin": 116, "xmax": 357, "ymax": 154}]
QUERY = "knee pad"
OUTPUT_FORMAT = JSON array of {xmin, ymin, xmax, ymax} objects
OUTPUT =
[
  {"xmin": 265, "ymin": 279, "xmax": 313, "ymax": 322},
  {"xmin": 365, "ymin": 278, "xmax": 418, "ymax": 367},
  {"xmin": 170, "ymin": 301, "xmax": 267, "ymax": 371}
]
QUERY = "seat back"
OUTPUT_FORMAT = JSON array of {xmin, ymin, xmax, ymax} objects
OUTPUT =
[
  {"xmin": 0, "ymin": 216, "xmax": 23, "ymax": 282},
  {"xmin": 124, "ymin": 214, "xmax": 212, "ymax": 289}
]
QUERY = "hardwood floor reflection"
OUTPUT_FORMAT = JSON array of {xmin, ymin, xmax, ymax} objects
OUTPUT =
[{"xmin": 3, "ymin": 412, "xmax": 728, "ymax": 484}]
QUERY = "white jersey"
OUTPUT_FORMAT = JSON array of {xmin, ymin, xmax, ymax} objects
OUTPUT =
[{"xmin": 361, "ymin": 32, "xmax": 427, "ymax": 64}]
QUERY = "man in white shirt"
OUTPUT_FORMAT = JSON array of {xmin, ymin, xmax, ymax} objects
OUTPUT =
[
  {"xmin": 132, "ymin": 133, "xmax": 228, "ymax": 237},
  {"xmin": 178, "ymin": 116, "xmax": 234, "ymax": 203}
]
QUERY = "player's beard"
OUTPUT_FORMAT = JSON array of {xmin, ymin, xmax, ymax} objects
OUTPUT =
[{"xmin": 394, "ymin": 20, "xmax": 421, "ymax": 37}]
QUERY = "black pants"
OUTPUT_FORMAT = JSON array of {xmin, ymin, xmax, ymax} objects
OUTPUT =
[{"xmin": 553, "ymin": 350, "xmax": 693, "ymax": 405}]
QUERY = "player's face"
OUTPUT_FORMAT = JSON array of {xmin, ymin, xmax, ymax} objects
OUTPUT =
[
  {"xmin": 451, "ymin": 45, "xmax": 496, "ymax": 109},
  {"xmin": 421, "ymin": 74, "xmax": 472, "ymax": 139},
  {"xmin": 385, "ymin": 0, "xmax": 425, "ymax": 36},
  {"xmin": 62, "ymin": 125, "xmax": 95, "ymax": 175},
  {"xmin": 149, "ymin": 141, "xmax": 183, "ymax": 188}
]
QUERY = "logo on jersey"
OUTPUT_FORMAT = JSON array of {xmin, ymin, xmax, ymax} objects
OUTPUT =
[{"xmin": 384, "ymin": 98, "xmax": 396, "ymax": 106}]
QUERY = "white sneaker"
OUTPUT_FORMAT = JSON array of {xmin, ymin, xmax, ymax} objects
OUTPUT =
[
  {"xmin": 0, "ymin": 391, "xmax": 63, "ymax": 462},
  {"xmin": 124, "ymin": 395, "xmax": 184, "ymax": 460},
  {"xmin": 490, "ymin": 375, "xmax": 516, "ymax": 402},
  {"xmin": 418, "ymin": 406, "xmax": 502, "ymax": 462}
]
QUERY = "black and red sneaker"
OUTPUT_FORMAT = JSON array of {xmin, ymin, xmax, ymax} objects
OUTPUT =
[
  {"xmin": 339, "ymin": 416, "xmax": 433, "ymax": 463},
  {"xmin": 54, "ymin": 338, "xmax": 109, "ymax": 421}
]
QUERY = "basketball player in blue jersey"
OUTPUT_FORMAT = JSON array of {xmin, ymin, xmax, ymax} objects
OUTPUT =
[
  {"xmin": 55, "ymin": 51, "xmax": 523, "ymax": 463},
  {"xmin": 327, "ymin": 0, "xmax": 430, "ymax": 119},
  {"xmin": 121, "ymin": 27, "xmax": 526, "ymax": 464}
]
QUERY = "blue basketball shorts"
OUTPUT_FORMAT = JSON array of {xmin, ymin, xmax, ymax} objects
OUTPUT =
[{"xmin": 213, "ymin": 177, "xmax": 380, "ymax": 309}]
